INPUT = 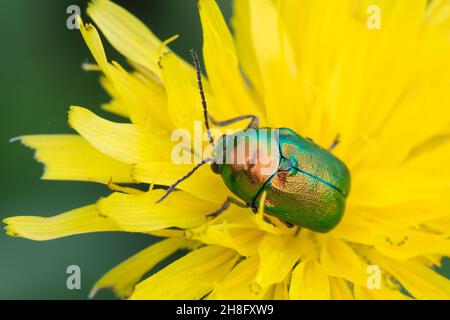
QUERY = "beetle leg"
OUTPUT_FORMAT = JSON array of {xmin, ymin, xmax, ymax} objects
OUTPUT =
[
  {"xmin": 209, "ymin": 114, "xmax": 259, "ymax": 129},
  {"xmin": 250, "ymin": 202, "xmax": 258, "ymax": 213},
  {"xmin": 328, "ymin": 134, "xmax": 341, "ymax": 152},
  {"xmin": 283, "ymin": 221, "xmax": 294, "ymax": 228},
  {"xmin": 155, "ymin": 158, "xmax": 214, "ymax": 204},
  {"xmin": 207, "ymin": 196, "xmax": 250, "ymax": 217}
]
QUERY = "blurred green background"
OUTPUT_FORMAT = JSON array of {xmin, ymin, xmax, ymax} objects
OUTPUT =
[{"xmin": 0, "ymin": 0, "xmax": 447, "ymax": 299}]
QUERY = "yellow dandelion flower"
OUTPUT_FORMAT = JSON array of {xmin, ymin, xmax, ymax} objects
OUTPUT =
[{"xmin": 4, "ymin": 0, "xmax": 450, "ymax": 300}]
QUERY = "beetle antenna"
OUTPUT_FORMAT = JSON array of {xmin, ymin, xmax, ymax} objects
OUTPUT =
[
  {"xmin": 191, "ymin": 49, "xmax": 215, "ymax": 149},
  {"xmin": 156, "ymin": 157, "xmax": 214, "ymax": 204},
  {"xmin": 156, "ymin": 51, "xmax": 216, "ymax": 205}
]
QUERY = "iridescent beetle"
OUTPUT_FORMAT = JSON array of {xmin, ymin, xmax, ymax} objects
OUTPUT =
[{"xmin": 157, "ymin": 51, "xmax": 351, "ymax": 233}]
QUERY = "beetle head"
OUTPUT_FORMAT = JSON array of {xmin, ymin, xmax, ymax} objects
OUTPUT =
[{"xmin": 211, "ymin": 129, "xmax": 280, "ymax": 180}]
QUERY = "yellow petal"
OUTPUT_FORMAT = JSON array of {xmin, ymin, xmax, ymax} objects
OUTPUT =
[
  {"xmin": 320, "ymin": 236, "xmax": 364, "ymax": 285},
  {"xmin": 186, "ymin": 211, "xmax": 264, "ymax": 256},
  {"xmin": 231, "ymin": 0, "xmax": 263, "ymax": 94},
  {"xmin": 329, "ymin": 277, "xmax": 354, "ymax": 300},
  {"xmin": 130, "ymin": 246, "xmax": 238, "ymax": 299},
  {"xmin": 373, "ymin": 228, "xmax": 450, "ymax": 260},
  {"xmin": 364, "ymin": 83, "xmax": 450, "ymax": 169},
  {"xmin": 99, "ymin": 76, "xmax": 129, "ymax": 118},
  {"xmin": 199, "ymin": 0, "xmax": 260, "ymax": 117},
  {"xmin": 296, "ymin": 229, "xmax": 323, "ymax": 260},
  {"xmin": 278, "ymin": 0, "xmax": 445, "ymax": 158},
  {"xmin": 427, "ymin": 215, "xmax": 450, "ymax": 235},
  {"xmin": 414, "ymin": 255, "xmax": 444, "ymax": 269},
  {"xmin": 77, "ymin": 16, "xmax": 108, "ymax": 70},
  {"xmin": 82, "ymin": 4, "xmax": 216, "ymax": 129},
  {"xmin": 254, "ymin": 233, "xmax": 303, "ymax": 288},
  {"xmin": 289, "ymin": 259, "xmax": 330, "ymax": 300},
  {"xmin": 244, "ymin": 0, "xmax": 302, "ymax": 130},
  {"xmin": 97, "ymin": 190, "xmax": 215, "ymax": 232},
  {"xmin": 272, "ymin": 279, "xmax": 290, "ymax": 300},
  {"xmin": 19, "ymin": 134, "xmax": 132, "ymax": 183},
  {"xmin": 68, "ymin": 106, "xmax": 170, "ymax": 164},
  {"xmin": 392, "ymin": 261, "xmax": 450, "ymax": 300},
  {"xmin": 159, "ymin": 52, "xmax": 205, "ymax": 130},
  {"xmin": 330, "ymin": 211, "xmax": 376, "ymax": 245},
  {"xmin": 131, "ymin": 162, "xmax": 232, "ymax": 203},
  {"xmin": 347, "ymin": 1, "xmax": 450, "ymax": 168},
  {"xmin": 90, "ymin": 238, "xmax": 194, "ymax": 298},
  {"xmin": 79, "ymin": 17, "xmax": 164, "ymax": 128},
  {"xmin": 101, "ymin": 98, "xmax": 128, "ymax": 119},
  {"xmin": 278, "ymin": 0, "xmax": 354, "ymax": 86},
  {"xmin": 87, "ymin": 0, "xmax": 188, "ymax": 79},
  {"xmin": 405, "ymin": 137, "xmax": 450, "ymax": 178},
  {"xmin": 362, "ymin": 57, "xmax": 450, "ymax": 169},
  {"xmin": 367, "ymin": 250, "xmax": 450, "ymax": 299},
  {"xmin": 4, "ymin": 205, "xmax": 120, "ymax": 241},
  {"xmin": 209, "ymin": 256, "xmax": 269, "ymax": 299},
  {"xmin": 355, "ymin": 199, "xmax": 450, "ymax": 229},
  {"xmin": 277, "ymin": 0, "xmax": 355, "ymax": 144},
  {"xmin": 252, "ymin": 211, "xmax": 295, "ymax": 236},
  {"xmin": 350, "ymin": 169, "xmax": 449, "ymax": 207},
  {"xmin": 106, "ymin": 62, "xmax": 170, "ymax": 130},
  {"xmin": 354, "ymin": 286, "xmax": 410, "ymax": 300},
  {"xmin": 423, "ymin": 0, "xmax": 450, "ymax": 37},
  {"xmin": 79, "ymin": 18, "xmax": 170, "ymax": 129}
]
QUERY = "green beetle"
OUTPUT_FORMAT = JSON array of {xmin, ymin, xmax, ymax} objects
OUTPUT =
[{"xmin": 157, "ymin": 51, "xmax": 351, "ymax": 233}]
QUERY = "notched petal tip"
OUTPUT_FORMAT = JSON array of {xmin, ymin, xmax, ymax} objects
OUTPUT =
[
  {"xmin": 76, "ymin": 15, "xmax": 95, "ymax": 35},
  {"xmin": 157, "ymin": 34, "xmax": 179, "ymax": 62},
  {"xmin": 67, "ymin": 106, "xmax": 78, "ymax": 128},
  {"xmin": 157, "ymin": 51, "xmax": 173, "ymax": 70},
  {"xmin": 3, "ymin": 219, "xmax": 20, "ymax": 238},
  {"xmin": 5, "ymin": 229, "xmax": 19, "ymax": 238}
]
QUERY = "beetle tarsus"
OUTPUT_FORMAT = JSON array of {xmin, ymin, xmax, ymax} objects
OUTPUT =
[
  {"xmin": 209, "ymin": 114, "xmax": 259, "ymax": 129},
  {"xmin": 207, "ymin": 196, "xmax": 250, "ymax": 217},
  {"xmin": 207, "ymin": 201, "xmax": 230, "ymax": 218},
  {"xmin": 283, "ymin": 221, "xmax": 294, "ymax": 228},
  {"xmin": 328, "ymin": 134, "xmax": 340, "ymax": 152}
]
